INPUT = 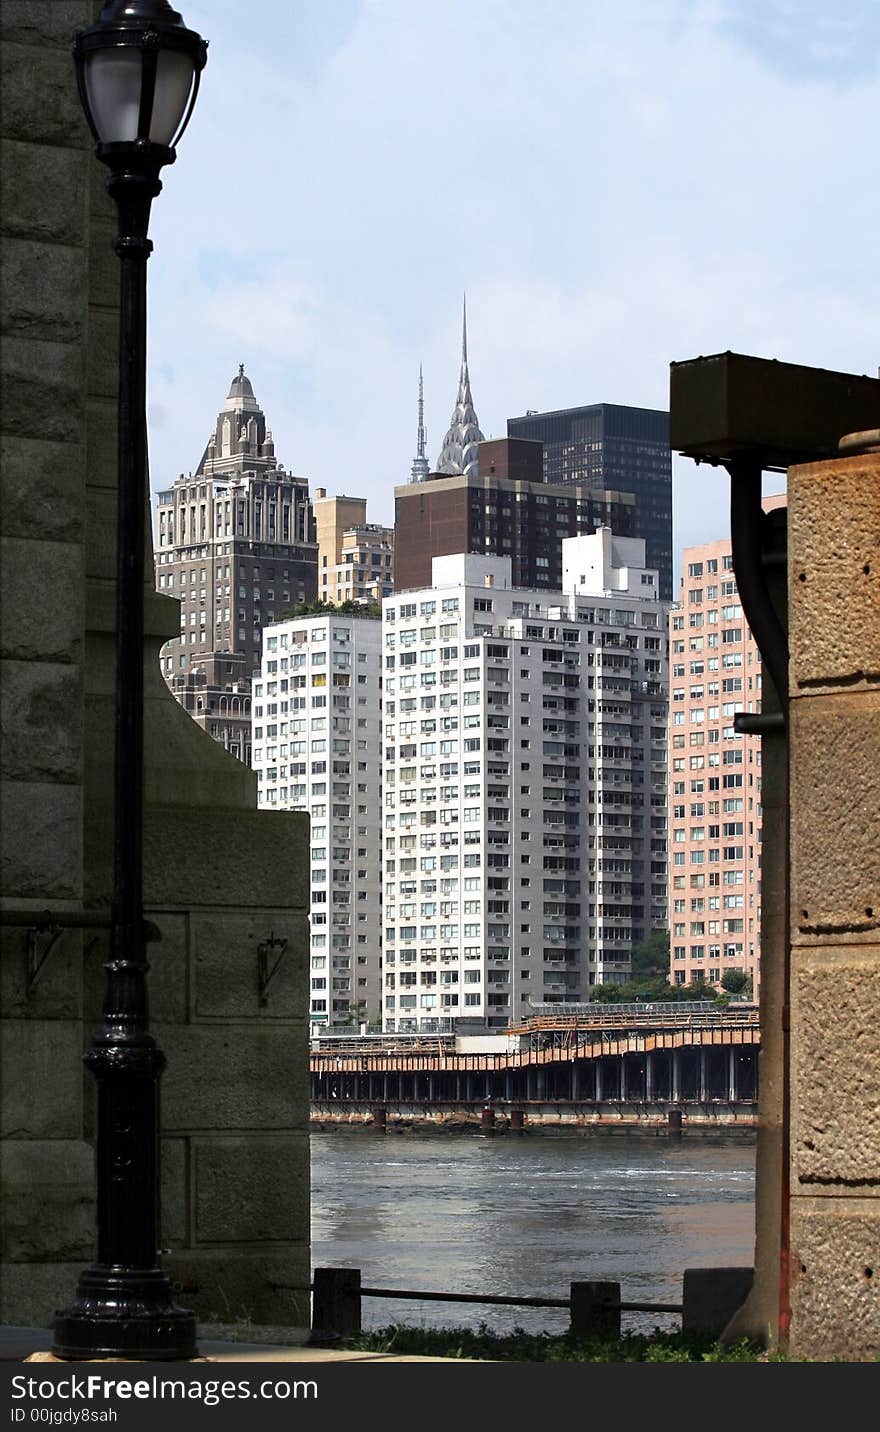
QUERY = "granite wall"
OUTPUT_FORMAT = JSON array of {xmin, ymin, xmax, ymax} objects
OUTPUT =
[
  {"xmin": 1, "ymin": 0, "xmax": 310, "ymax": 1332},
  {"xmin": 786, "ymin": 446, "xmax": 880, "ymax": 1361}
]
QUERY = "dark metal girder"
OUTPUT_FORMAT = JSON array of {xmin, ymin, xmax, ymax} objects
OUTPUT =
[{"xmin": 669, "ymin": 351, "xmax": 880, "ymax": 469}]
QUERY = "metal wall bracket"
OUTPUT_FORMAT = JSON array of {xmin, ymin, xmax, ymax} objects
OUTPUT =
[
  {"xmin": 0, "ymin": 909, "xmax": 161, "ymax": 997},
  {"xmin": 27, "ymin": 925, "xmax": 65, "ymax": 996},
  {"xmin": 258, "ymin": 931, "xmax": 289, "ymax": 1006}
]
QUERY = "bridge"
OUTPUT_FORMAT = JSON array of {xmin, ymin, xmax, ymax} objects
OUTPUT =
[{"xmin": 310, "ymin": 1003, "xmax": 760, "ymax": 1125}]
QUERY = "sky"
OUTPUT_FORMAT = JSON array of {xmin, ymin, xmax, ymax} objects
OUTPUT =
[{"xmin": 146, "ymin": 0, "xmax": 880, "ymax": 586}]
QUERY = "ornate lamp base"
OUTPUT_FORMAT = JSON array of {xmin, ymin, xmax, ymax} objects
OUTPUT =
[{"xmin": 53, "ymin": 1266, "xmax": 197, "ymax": 1361}]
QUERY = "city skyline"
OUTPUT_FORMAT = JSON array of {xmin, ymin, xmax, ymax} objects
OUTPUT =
[{"xmin": 144, "ymin": 1, "xmax": 875, "ymax": 572}]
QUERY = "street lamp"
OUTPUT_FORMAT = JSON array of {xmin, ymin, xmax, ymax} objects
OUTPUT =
[{"xmin": 53, "ymin": 0, "xmax": 207, "ymax": 1361}]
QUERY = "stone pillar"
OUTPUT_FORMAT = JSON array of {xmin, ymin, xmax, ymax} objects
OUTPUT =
[
  {"xmin": 0, "ymin": 1, "xmax": 93, "ymax": 1321},
  {"xmin": 0, "ymin": 0, "xmax": 312, "ymax": 1332},
  {"xmin": 785, "ymin": 445, "xmax": 880, "ymax": 1362}
]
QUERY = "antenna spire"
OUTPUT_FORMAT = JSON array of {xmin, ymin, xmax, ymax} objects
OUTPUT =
[{"xmin": 410, "ymin": 363, "xmax": 430, "ymax": 483}]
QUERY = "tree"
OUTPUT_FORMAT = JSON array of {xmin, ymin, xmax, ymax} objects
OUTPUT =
[
  {"xmin": 279, "ymin": 597, "xmax": 382, "ymax": 621},
  {"xmin": 721, "ymin": 968, "xmax": 752, "ymax": 996},
  {"xmin": 630, "ymin": 930, "xmax": 670, "ymax": 978}
]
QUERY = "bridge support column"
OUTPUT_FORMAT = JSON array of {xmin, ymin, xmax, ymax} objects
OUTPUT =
[
  {"xmin": 594, "ymin": 1061, "xmax": 602, "ymax": 1102},
  {"xmin": 728, "ymin": 1047, "xmax": 737, "ymax": 1103},
  {"xmin": 699, "ymin": 1049, "xmax": 708, "ymax": 1103},
  {"xmin": 505, "ymin": 1072, "xmax": 513, "ymax": 1100},
  {"xmin": 672, "ymin": 1050, "xmax": 681, "ymax": 1103},
  {"xmin": 571, "ymin": 1062, "xmax": 580, "ymax": 1101},
  {"xmin": 646, "ymin": 1052, "xmax": 655, "ymax": 1102}
]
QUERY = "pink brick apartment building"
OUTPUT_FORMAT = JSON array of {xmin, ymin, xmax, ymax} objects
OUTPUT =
[{"xmin": 668, "ymin": 497, "xmax": 785, "ymax": 994}]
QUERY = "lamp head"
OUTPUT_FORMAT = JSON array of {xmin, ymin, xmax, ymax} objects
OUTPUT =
[{"xmin": 73, "ymin": 0, "xmax": 207, "ymax": 174}]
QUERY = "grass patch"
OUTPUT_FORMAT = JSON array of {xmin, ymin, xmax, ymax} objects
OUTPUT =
[{"xmin": 341, "ymin": 1323, "xmax": 782, "ymax": 1362}]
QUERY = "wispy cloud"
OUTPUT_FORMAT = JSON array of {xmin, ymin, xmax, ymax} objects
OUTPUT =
[{"xmin": 146, "ymin": 0, "xmax": 880, "ymax": 577}]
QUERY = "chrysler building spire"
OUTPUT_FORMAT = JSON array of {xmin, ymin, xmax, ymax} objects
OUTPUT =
[
  {"xmin": 410, "ymin": 364, "xmax": 430, "ymax": 482},
  {"xmin": 435, "ymin": 294, "xmax": 484, "ymax": 478}
]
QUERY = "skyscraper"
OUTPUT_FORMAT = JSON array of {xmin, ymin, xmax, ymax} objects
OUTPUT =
[
  {"xmin": 393, "ymin": 437, "xmax": 636, "ymax": 594},
  {"xmin": 155, "ymin": 366, "xmax": 318, "ymax": 762},
  {"xmin": 314, "ymin": 490, "xmax": 394, "ymax": 604},
  {"xmin": 668, "ymin": 495, "xmax": 785, "ymax": 997},
  {"xmin": 252, "ymin": 611, "xmax": 383, "ymax": 1032},
  {"xmin": 435, "ymin": 297, "xmax": 485, "ymax": 478},
  {"xmin": 507, "ymin": 403, "xmax": 673, "ymax": 600},
  {"xmin": 381, "ymin": 533, "xmax": 669, "ymax": 1033}
]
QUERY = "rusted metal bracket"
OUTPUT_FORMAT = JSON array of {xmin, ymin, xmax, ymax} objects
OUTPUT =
[{"xmin": 258, "ymin": 930, "xmax": 289, "ymax": 1006}]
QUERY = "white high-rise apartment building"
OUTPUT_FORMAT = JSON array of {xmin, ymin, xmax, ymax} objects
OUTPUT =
[
  {"xmin": 251, "ymin": 612, "xmax": 383, "ymax": 1031},
  {"xmin": 382, "ymin": 529, "xmax": 669, "ymax": 1033}
]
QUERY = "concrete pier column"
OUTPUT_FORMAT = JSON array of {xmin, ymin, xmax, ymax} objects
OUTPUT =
[
  {"xmin": 672, "ymin": 1050, "xmax": 681, "ymax": 1103},
  {"xmin": 646, "ymin": 1053, "xmax": 655, "ymax": 1103},
  {"xmin": 728, "ymin": 1048, "xmax": 737, "ymax": 1103},
  {"xmin": 571, "ymin": 1062, "xmax": 581, "ymax": 1102},
  {"xmin": 594, "ymin": 1061, "xmax": 602, "ymax": 1102},
  {"xmin": 698, "ymin": 1049, "xmax": 708, "ymax": 1103}
]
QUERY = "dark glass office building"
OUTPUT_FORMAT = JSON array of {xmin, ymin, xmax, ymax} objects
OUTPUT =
[{"xmin": 507, "ymin": 404, "xmax": 673, "ymax": 599}]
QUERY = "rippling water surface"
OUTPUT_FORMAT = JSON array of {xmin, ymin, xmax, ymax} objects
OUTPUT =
[{"xmin": 311, "ymin": 1129, "xmax": 756, "ymax": 1333}]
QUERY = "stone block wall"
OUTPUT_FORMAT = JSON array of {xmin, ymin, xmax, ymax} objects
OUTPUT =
[
  {"xmin": 1, "ymin": 0, "xmax": 311, "ymax": 1332},
  {"xmin": 786, "ymin": 448, "xmax": 880, "ymax": 1361},
  {"xmin": 0, "ymin": 0, "xmax": 92, "ymax": 1328}
]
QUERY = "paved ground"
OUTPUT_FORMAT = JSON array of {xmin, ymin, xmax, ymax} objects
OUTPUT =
[{"xmin": 0, "ymin": 1326, "xmax": 472, "ymax": 1364}]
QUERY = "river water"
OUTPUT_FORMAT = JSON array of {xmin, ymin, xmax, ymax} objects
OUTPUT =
[{"xmin": 311, "ymin": 1128, "xmax": 756, "ymax": 1334}]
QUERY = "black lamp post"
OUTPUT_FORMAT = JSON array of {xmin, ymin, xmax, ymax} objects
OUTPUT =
[{"xmin": 53, "ymin": 0, "xmax": 207, "ymax": 1361}]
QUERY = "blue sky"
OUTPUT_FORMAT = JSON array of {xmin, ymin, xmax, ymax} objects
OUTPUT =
[{"xmin": 146, "ymin": 0, "xmax": 879, "ymax": 581}]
